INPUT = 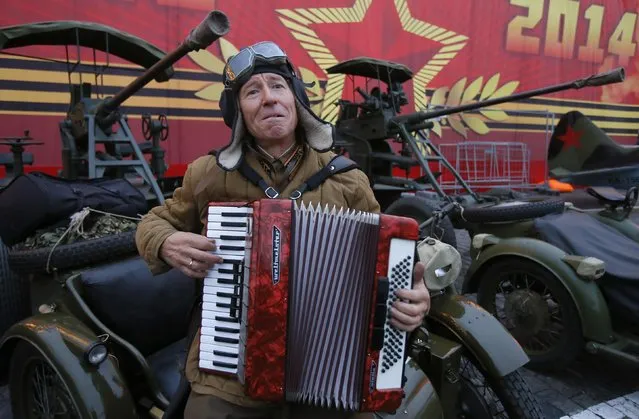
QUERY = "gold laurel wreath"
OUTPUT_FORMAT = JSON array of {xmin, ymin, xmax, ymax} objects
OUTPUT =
[{"xmin": 425, "ymin": 74, "xmax": 519, "ymax": 138}]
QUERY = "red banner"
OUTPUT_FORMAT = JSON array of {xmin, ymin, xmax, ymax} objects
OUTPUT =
[{"xmin": 2, "ymin": 0, "xmax": 639, "ymax": 182}]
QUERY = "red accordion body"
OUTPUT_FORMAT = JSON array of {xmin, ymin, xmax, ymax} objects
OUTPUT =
[{"xmin": 199, "ymin": 199, "xmax": 419, "ymax": 412}]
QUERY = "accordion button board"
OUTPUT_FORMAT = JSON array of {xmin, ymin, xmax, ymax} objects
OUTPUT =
[{"xmin": 199, "ymin": 199, "xmax": 420, "ymax": 413}]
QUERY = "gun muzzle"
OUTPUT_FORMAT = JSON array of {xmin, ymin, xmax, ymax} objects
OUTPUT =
[
  {"xmin": 583, "ymin": 67, "xmax": 625, "ymax": 87},
  {"xmin": 186, "ymin": 10, "xmax": 231, "ymax": 51}
]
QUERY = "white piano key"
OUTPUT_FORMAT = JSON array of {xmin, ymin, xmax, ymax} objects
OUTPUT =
[
  {"xmin": 202, "ymin": 301, "xmax": 240, "ymax": 316},
  {"xmin": 208, "ymin": 237, "xmax": 252, "ymax": 251},
  {"xmin": 199, "ymin": 359, "xmax": 237, "ymax": 374},
  {"xmin": 201, "ymin": 325, "xmax": 240, "ymax": 343},
  {"xmin": 208, "ymin": 206, "xmax": 253, "ymax": 216},
  {"xmin": 199, "ymin": 343, "xmax": 239, "ymax": 364},
  {"xmin": 207, "ymin": 221, "xmax": 250, "ymax": 233},
  {"xmin": 201, "ymin": 308, "xmax": 241, "ymax": 325},
  {"xmin": 207, "ymin": 229, "xmax": 251, "ymax": 240},
  {"xmin": 204, "ymin": 274, "xmax": 241, "ymax": 289}
]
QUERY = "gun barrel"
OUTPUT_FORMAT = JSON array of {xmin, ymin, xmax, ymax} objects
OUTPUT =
[
  {"xmin": 97, "ymin": 10, "xmax": 230, "ymax": 119},
  {"xmin": 388, "ymin": 67, "xmax": 625, "ymax": 127}
]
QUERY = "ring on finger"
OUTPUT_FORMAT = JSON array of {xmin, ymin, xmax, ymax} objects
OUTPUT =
[{"xmin": 189, "ymin": 258, "xmax": 194, "ymax": 267}]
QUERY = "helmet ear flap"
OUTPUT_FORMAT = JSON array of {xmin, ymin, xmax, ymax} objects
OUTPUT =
[
  {"xmin": 220, "ymin": 89, "xmax": 236, "ymax": 128},
  {"xmin": 291, "ymin": 77, "xmax": 311, "ymax": 107}
]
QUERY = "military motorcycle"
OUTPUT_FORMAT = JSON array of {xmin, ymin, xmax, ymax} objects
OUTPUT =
[{"xmin": 325, "ymin": 55, "xmax": 639, "ymax": 372}]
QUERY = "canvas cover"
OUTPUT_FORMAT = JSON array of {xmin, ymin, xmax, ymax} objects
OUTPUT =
[
  {"xmin": 533, "ymin": 211, "xmax": 639, "ymax": 323},
  {"xmin": 0, "ymin": 172, "xmax": 148, "ymax": 246},
  {"xmin": 0, "ymin": 20, "xmax": 173, "ymax": 82}
]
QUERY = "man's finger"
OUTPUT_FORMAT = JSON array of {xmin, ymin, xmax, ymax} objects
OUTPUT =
[
  {"xmin": 412, "ymin": 261, "xmax": 425, "ymax": 285},
  {"xmin": 390, "ymin": 317, "xmax": 420, "ymax": 332},
  {"xmin": 395, "ymin": 287, "xmax": 429, "ymax": 303},
  {"xmin": 392, "ymin": 300, "xmax": 424, "ymax": 317},
  {"xmin": 390, "ymin": 306, "xmax": 421, "ymax": 326},
  {"xmin": 187, "ymin": 248, "xmax": 223, "ymax": 266},
  {"xmin": 185, "ymin": 233, "xmax": 217, "ymax": 251}
]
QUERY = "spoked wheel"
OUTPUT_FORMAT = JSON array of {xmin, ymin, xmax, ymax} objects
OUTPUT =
[
  {"xmin": 9, "ymin": 341, "xmax": 81, "ymax": 419},
  {"xmin": 457, "ymin": 355, "xmax": 544, "ymax": 419},
  {"xmin": 476, "ymin": 258, "xmax": 583, "ymax": 371}
]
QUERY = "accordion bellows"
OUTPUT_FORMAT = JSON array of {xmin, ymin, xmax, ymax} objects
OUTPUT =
[{"xmin": 199, "ymin": 199, "xmax": 419, "ymax": 412}]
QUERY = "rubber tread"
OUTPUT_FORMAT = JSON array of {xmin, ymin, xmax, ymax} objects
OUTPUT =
[{"xmin": 7, "ymin": 231, "xmax": 138, "ymax": 275}]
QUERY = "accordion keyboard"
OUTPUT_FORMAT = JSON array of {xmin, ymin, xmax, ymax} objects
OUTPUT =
[{"xmin": 199, "ymin": 206, "xmax": 253, "ymax": 377}]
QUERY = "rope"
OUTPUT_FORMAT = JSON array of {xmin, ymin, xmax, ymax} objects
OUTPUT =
[{"xmin": 45, "ymin": 207, "xmax": 142, "ymax": 273}]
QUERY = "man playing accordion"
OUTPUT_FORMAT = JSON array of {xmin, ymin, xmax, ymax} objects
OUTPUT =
[{"xmin": 136, "ymin": 41, "xmax": 431, "ymax": 419}]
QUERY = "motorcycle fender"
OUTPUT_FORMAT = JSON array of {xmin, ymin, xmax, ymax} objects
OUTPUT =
[
  {"xmin": 463, "ymin": 236, "xmax": 614, "ymax": 344},
  {"xmin": 374, "ymin": 358, "xmax": 444, "ymax": 419},
  {"xmin": 0, "ymin": 312, "xmax": 138, "ymax": 419},
  {"xmin": 428, "ymin": 293, "xmax": 530, "ymax": 378}
]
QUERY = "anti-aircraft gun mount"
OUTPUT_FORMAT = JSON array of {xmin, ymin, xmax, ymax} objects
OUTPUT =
[
  {"xmin": 0, "ymin": 11, "xmax": 231, "ymax": 204},
  {"xmin": 328, "ymin": 57, "xmax": 626, "ymax": 208},
  {"xmin": 0, "ymin": 130, "xmax": 44, "ymax": 187}
]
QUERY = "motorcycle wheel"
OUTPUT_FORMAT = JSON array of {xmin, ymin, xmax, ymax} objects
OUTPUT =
[
  {"xmin": 476, "ymin": 257, "xmax": 584, "ymax": 371},
  {"xmin": 9, "ymin": 340, "xmax": 82, "ymax": 419},
  {"xmin": 0, "ymin": 237, "xmax": 31, "ymax": 338},
  {"xmin": 384, "ymin": 195, "xmax": 457, "ymax": 247},
  {"xmin": 457, "ymin": 354, "xmax": 544, "ymax": 419}
]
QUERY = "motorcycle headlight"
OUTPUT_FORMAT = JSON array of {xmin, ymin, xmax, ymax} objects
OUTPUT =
[
  {"xmin": 84, "ymin": 341, "xmax": 108, "ymax": 366},
  {"xmin": 417, "ymin": 237, "xmax": 462, "ymax": 291}
]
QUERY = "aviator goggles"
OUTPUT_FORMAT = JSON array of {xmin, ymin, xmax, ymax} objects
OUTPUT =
[{"xmin": 224, "ymin": 41, "xmax": 293, "ymax": 88}]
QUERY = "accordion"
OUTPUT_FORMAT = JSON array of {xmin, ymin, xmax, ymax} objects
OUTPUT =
[{"xmin": 199, "ymin": 199, "xmax": 419, "ymax": 412}]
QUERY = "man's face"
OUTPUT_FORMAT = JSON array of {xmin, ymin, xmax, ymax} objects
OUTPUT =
[{"xmin": 238, "ymin": 73, "xmax": 298, "ymax": 144}]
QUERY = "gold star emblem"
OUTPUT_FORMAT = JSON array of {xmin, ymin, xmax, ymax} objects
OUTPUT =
[{"xmin": 276, "ymin": 0, "xmax": 469, "ymax": 122}]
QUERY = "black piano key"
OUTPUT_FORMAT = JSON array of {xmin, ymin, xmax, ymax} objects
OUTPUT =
[
  {"xmin": 220, "ymin": 235, "xmax": 245, "ymax": 241},
  {"xmin": 219, "ymin": 245, "xmax": 246, "ymax": 251},
  {"xmin": 215, "ymin": 316, "xmax": 240, "ymax": 323},
  {"xmin": 218, "ymin": 268, "xmax": 234, "ymax": 274},
  {"xmin": 215, "ymin": 326, "xmax": 240, "ymax": 334},
  {"xmin": 212, "ymin": 361, "xmax": 238, "ymax": 369},
  {"xmin": 214, "ymin": 350, "xmax": 239, "ymax": 358},
  {"xmin": 216, "ymin": 302, "xmax": 235, "ymax": 309},
  {"xmin": 214, "ymin": 336, "xmax": 240, "ymax": 345},
  {"xmin": 216, "ymin": 291, "xmax": 238, "ymax": 299},
  {"xmin": 221, "ymin": 222, "xmax": 247, "ymax": 228},
  {"xmin": 217, "ymin": 278, "xmax": 239, "ymax": 285},
  {"xmin": 220, "ymin": 212, "xmax": 249, "ymax": 217},
  {"xmin": 222, "ymin": 258, "xmax": 242, "ymax": 265}
]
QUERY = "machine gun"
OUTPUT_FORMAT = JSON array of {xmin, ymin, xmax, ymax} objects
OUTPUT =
[
  {"xmin": 62, "ymin": 11, "xmax": 230, "ymax": 204},
  {"xmin": 328, "ymin": 57, "xmax": 625, "ymax": 203},
  {"xmin": 0, "ymin": 11, "xmax": 230, "ymax": 204}
]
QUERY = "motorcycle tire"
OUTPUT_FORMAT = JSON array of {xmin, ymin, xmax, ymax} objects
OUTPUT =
[
  {"xmin": 384, "ymin": 195, "xmax": 457, "ymax": 248},
  {"xmin": 476, "ymin": 257, "xmax": 584, "ymax": 371},
  {"xmin": 461, "ymin": 196, "xmax": 565, "ymax": 223},
  {"xmin": 7, "ymin": 231, "xmax": 138, "ymax": 275},
  {"xmin": 9, "ymin": 340, "xmax": 82, "ymax": 418},
  {"xmin": 459, "ymin": 354, "xmax": 545, "ymax": 419},
  {"xmin": 0, "ymin": 237, "xmax": 31, "ymax": 338}
]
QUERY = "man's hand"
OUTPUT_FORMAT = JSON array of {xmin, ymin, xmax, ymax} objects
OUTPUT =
[
  {"xmin": 390, "ymin": 261, "xmax": 430, "ymax": 332},
  {"xmin": 159, "ymin": 231, "xmax": 223, "ymax": 279}
]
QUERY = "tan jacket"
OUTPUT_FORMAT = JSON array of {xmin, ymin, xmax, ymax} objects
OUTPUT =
[{"xmin": 135, "ymin": 147, "xmax": 380, "ymax": 406}]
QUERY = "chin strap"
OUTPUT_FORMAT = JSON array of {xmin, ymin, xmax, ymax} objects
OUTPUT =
[{"xmin": 238, "ymin": 154, "xmax": 360, "ymax": 200}]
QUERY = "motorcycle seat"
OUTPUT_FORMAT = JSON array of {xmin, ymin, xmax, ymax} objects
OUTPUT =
[
  {"xmin": 533, "ymin": 211, "xmax": 639, "ymax": 324},
  {"xmin": 587, "ymin": 186, "xmax": 626, "ymax": 206},
  {"xmin": 146, "ymin": 337, "xmax": 189, "ymax": 400}
]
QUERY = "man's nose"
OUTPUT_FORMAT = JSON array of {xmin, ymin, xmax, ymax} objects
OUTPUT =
[{"xmin": 261, "ymin": 87, "xmax": 277, "ymax": 104}]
